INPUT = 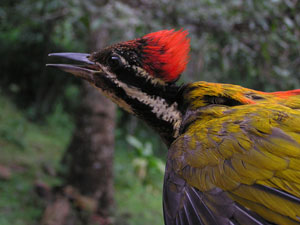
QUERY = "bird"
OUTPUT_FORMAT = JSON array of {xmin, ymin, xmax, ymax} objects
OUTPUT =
[{"xmin": 47, "ymin": 29, "xmax": 300, "ymax": 225}]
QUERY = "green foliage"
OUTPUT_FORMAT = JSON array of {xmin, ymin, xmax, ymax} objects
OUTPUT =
[
  {"xmin": 115, "ymin": 109, "xmax": 167, "ymax": 156},
  {"xmin": 1, "ymin": 0, "xmax": 299, "ymax": 118},
  {"xmin": 0, "ymin": 173, "xmax": 43, "ymax": 225},
  {"xmin": 126, "ymin": 135, "xmax": 164, "ymax": 184},
  {"xmin": 0, "ymin": 0, "xmax": 87, "ymax": 118},
  {"xmin": 114, "ymin": 137, "xmax": 164, "ymax": 225},
  {"xmin": 0, "ymin": 96, "xmax": 27, "ymax": 149},
  {"xmin": 115, "ymin": 181, "xmax": 163, "ymax": 225},
  {"xmin": 0, "ymin": 95, "xmax": 72, "ymax": 225},
  {"xmin": 95, "ymin": 0, "xmax": 300, "ymax": 91},
  {"xmin": 0, "ymin": 95, "xmax": 164, "ymax": 225}
]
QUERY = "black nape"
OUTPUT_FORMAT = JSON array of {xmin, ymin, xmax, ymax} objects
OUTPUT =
[{"xmin": 203, "ymin": 95, "xmax": 243, "ymax": 106}]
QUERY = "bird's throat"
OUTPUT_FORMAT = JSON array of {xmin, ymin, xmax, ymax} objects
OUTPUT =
[
  {"xmin": 114, "ymin": 82, "xmax": 182, "ymax": 146},
  {"xmin": 127, "ymin": 86, "xmax": 182, "ymax": 145},
  {"xmin": 87, "ymin": 62, "xmax": 183, "ymax": 146}
]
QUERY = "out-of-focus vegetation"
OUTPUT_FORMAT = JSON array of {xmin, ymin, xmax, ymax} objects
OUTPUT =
[
  {"xmin": 0, "ymin": 0, "xmax": 299, "ymax": 224},
  {"xmin": 1, "ymin": 0, "xmax": 299, "ymax": 116},
  {"xmin": 0, "ymin": 95, "xmax": 163, "ymax": 225},
  {"xmin": 0, "ymin": 95, "xmax": 72, "ymax": 225}
]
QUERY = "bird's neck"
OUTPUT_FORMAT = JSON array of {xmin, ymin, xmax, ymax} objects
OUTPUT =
[
  {"xmin": 132, "ymin": 83, "xmax": 183, "ymax": 147},
  {"xmin": 93, "ymin": 72, "xmax": 183, "ymax": 146}
]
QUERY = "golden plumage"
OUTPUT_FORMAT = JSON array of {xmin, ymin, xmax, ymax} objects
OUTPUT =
[{"xmin": 168, "ymin": 81, "xmax": 300, "ymax": 224}]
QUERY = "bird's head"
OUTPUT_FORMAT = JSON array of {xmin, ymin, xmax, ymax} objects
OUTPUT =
[{"xmin": 47, "ymin": 29, "xmax": 190, "ymax": 145}]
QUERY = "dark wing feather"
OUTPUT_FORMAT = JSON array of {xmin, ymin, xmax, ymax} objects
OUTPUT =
[
  {"xmin": 163, "ymin": 161, "xmax": 215, "ymax": 225},
  {"xmin": 163, "ymin": 159, "xmax": 271, "ymax": 225},
  {"xmin": 254, "ymin": 184, "xmax": 300, "ymax": 204}
]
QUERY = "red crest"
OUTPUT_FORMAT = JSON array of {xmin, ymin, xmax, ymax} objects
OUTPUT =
[{"xmin": 141, "ymin": 29, "xmax": 190, "ymax": 82}]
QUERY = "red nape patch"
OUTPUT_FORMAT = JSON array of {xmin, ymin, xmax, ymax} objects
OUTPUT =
[
  {"xmin": 271, "ymin": 89, "xmax": 300, "ymax": 98},
  {"xmin": 142, "ymin": 29, "xmax": 190, "ymax": 82}
]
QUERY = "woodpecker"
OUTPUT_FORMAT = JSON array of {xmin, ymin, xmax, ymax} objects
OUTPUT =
[{"xmin": 48, "ymin": 29, "xmax": 300, "ymax": 225}]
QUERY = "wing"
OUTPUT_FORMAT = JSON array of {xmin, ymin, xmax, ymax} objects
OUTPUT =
[
  {"xmin": 163, "ymin": 158, "xmax": 271, "ymax": 225},
  {"xmin": 164, "ymin": 103, "xmax": 300, "ymax": 225}
]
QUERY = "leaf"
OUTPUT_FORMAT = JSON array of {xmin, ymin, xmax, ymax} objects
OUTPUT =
[
  {"xmin": 143, "ymin": 142, "xmax": 153, "ymax": 156},
  {"xmin": 126, "ymin": 135, "xmax": 143, "ymax": 150}
]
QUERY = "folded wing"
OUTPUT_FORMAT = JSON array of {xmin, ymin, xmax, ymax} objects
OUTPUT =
[{"xmin": 164, "ymin": 103, "xmax": 300, "ymax": 225}]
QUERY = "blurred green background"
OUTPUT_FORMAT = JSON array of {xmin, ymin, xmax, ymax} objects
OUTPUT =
[{"xmin": 0, "ymin": 0, "xmax": 299, "ymax": 225}]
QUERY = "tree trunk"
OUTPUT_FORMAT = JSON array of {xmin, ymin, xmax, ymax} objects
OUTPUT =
[
  {"xmin": 65, "ymin": 80, "xmax": 115, "ymax": 216},
  {"xmin": 63, "ymin": 23, "xmax": 115, "ymax": 223},
  {"xmin": 41, "ymin": 5, "xmax": 116, "ymax": 225}
]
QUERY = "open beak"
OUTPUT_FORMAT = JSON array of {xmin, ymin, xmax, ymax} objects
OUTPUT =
[{"xmin": 46, "ymin": 52, "xmax": 101, "ymax": 83}]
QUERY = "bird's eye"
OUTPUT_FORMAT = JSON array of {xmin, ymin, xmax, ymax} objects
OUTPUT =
[{"xmin": 107, "ymin": 55, "xmax": 122, "ymax": 68}]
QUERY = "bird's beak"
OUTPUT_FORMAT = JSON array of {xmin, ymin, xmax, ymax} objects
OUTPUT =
[{"xmin": 46, "ymin": 53, "xmax": 101, "ymax": 83}]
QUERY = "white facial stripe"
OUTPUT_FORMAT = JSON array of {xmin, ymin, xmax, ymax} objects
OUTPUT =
[
  {"xmin": 93, "ymin": 84, "xmax": 134, "ymax": 114},
  {"xmin": 97, "ymin": 62, "xmax": 116, "ymax": 79},
  {"xmin": 93, "ymin": 63, "xmax": 134, "ymax": 114},
  {"xmin": 117, "ymin": 81, "xmax": 182, "ymax": 137},
  {"xmin": 96, "ymin": 61, "xmax": 182, "ymax": 138},
  {"xmin": 131, "ymin": 65, "xmax": 166, "ymax": 85},
  {"xmin": 117, "ymin": 54, "xmax": 128, "ymax": 65},
  {"xmin": 115, "ymin": 53, "xmax": 166, "ymax": 86}
]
